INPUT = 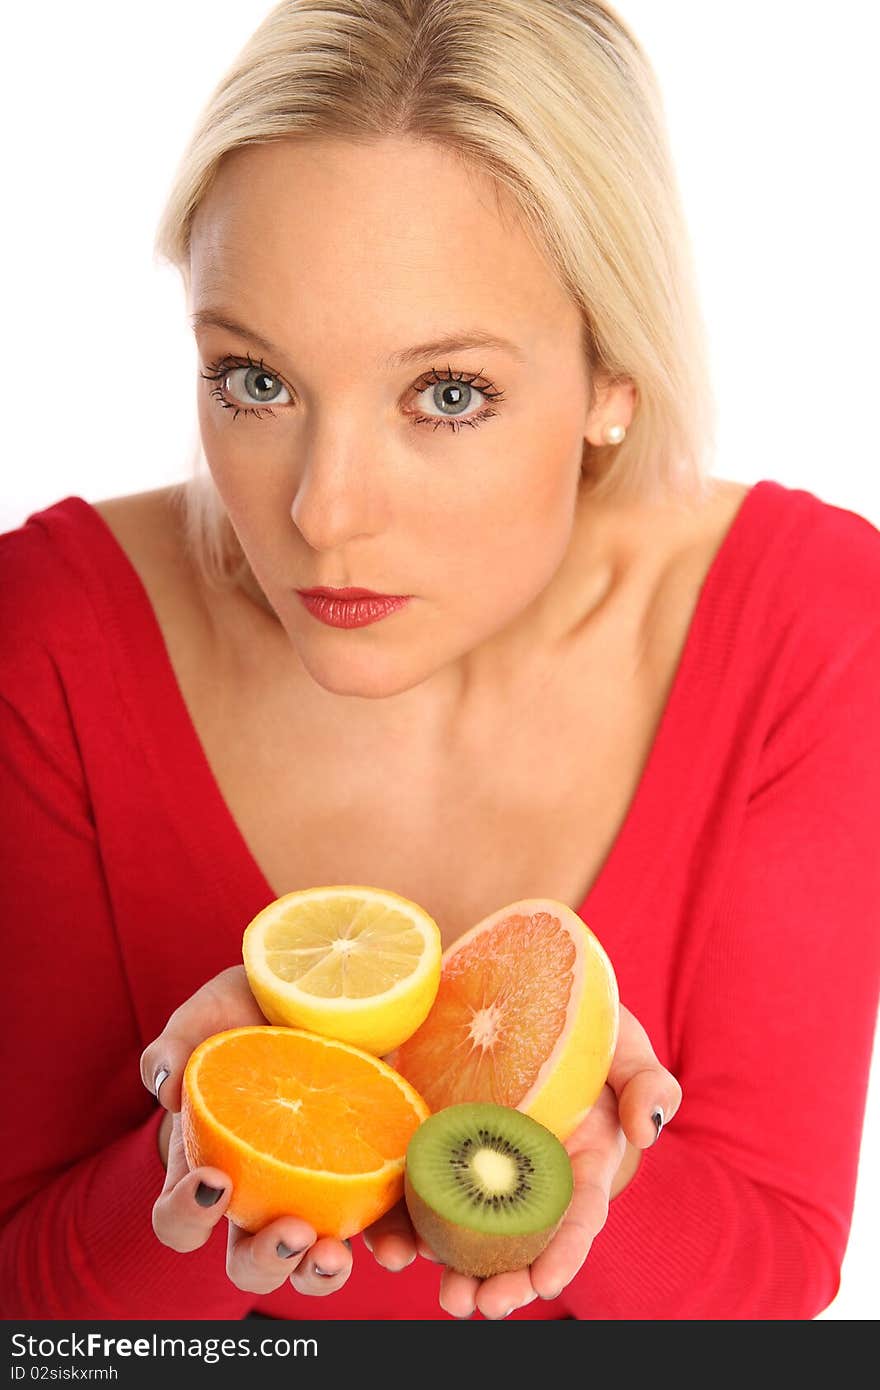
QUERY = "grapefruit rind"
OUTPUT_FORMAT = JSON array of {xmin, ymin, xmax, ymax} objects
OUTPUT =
[{"xmin": 512, "ymin": 901, "xmax": 620, "ymax": 1138}]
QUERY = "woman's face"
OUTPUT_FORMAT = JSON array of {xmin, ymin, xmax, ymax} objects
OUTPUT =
[{"xmin": 189, "ymin": 135, "xmax": 627, "ymax": 702}]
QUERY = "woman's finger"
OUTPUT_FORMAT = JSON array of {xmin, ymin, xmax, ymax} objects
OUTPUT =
[
  {"xmin": 605, "ymin": 1004, "xmax": 682, "ymax": 1148},
  {"xmin": 528, "ymin": 1090, "xmax": 624, "ymax": 1300},
  {"xmin": 426, "ymin": 1227, "xmax": 545, "ymax": 1317},
  {"xmin": 226, "ymin": 1217, "xmax": 319, "ymax": 1294},
  {"xmin": 289, "ymin": 1236, "xmax": 354, "ymax": 1296},
  {"xmin": 151, "ymin": 1112, "xmax": 234, "ymax": 1253},
  {"xmin": 438, "ymin": 1266, "xmax": 482, "ymax": 1319},
  {"xmin": 528, "ymin": 1145, "xmax": 619, "ymax": 1299},
  {"xmin": 361, "ymin": 1199, "xmax": 418, "ymax": 1270},
  {"xmin": 473, "ymin": 1267, "xmax": 536, "ymax": 1320},
  {"xmin": 438, "ymin": 1263, "xmax": 535, "ymax": 1320},
  {"xmin": 153, "ymin": 1113, "xmax": 332, "ymax": 1296},
  {"xmin": 139, "ymin": 965, "xmax": 266, "ymax": 1112},
  {"xmin": 140, "ymin": 1034, "xmax": 199, "ymax": 1116},
  {"xmin": 435, "ymin": 1088, "xmax": 625, "ymax": 1316}
]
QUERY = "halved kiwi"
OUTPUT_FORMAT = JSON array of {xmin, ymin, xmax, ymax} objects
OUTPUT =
[{"xmin": 404, "ymin": 1101, "xmax": 574, "ymax": 1278}]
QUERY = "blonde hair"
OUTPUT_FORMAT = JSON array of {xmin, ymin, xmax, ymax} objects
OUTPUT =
[{"xmin": 154, "ymin": 0, "xmax": 717, "ymax": 592}]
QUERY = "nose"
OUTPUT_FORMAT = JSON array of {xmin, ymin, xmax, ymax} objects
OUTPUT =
[{"xmin": 289, "ymin": 428, "xmax": 386, "ymax": 551}]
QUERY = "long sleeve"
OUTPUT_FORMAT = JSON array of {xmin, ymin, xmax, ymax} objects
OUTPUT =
[
  {"xmin": 560, "ymin": 615, "xmax": 880, "ymax": 1319},
  {"xmin": 0, "ymin": 633, "xmax": 251, "ymax": 1319}
]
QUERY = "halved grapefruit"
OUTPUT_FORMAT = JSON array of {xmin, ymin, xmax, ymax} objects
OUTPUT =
[{"xmin": 386, "ymin": 899, "xmax": 619, "ymax": 1142}]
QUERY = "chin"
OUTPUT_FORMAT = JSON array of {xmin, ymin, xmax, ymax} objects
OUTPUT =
[{"xmin": 296, "ymin": 649, "xmax": 428, "ymax": 701}]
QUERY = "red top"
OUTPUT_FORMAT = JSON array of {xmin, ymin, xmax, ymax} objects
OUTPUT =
[{"xmin": 1, "ymin": 479, "xmax": 879, "ymax": 1321}]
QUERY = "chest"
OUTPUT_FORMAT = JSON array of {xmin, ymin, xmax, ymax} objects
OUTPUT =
[
  {"xmin": 93, "ymin": 487, "xmax": 732, "ymax": 953},
  {"xmin": 181, "ymin": 620, "xmax": 686, "ymax": 951}
]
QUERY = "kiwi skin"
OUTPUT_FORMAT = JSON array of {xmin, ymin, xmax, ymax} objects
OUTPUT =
[
  {"xmin": 404, "ymin": 1171, "xmax": 567, "ymax": 1278},
  {"xmin": 403, "ymin": 1103, "xmax": 574, "ymax": 1279}
]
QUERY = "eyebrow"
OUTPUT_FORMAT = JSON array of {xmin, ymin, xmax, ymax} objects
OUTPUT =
[{"xmin": 190, "ymin": 309, "xmax": 527, "ymax": 368}]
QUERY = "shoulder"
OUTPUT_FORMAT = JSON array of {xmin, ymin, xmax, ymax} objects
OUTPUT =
[
  {"xmin": 91, "ymin": 484, "xmax": 195, "ymax": 608},
  {"xmin": 0, "ymin": 497, "xmax": 95, "ymax": 654},
  {"xmin": 91, "ymin": 485, "xmax": 222, "ymax": 671},
  {"xmin": 1, "ymin": 482, "xmax": 202, "ymax": 676},
  {"xmin": 0, "ymin": 502, "xmax": 94, "ymax": 779},
  {"xmin": 699, "ymin": 480, "xmax": 880, "ymax": 668},
  {"xmin": 753, "ymin": 483, "xmax": 880, "ymax": 751},
  {"xmin": 1, "ymin": 486, "xmax": 191, "ymax": 636},
  {"xmin": 767, "ymin": 486, "xmax": 880, "ymax": 712},
  {"xmin": 660, "ymin": 479, "xmax": 880, "ymax": 751},
  {"xmin": 776, "ymin": 483, "xmax": 880, "ymax": 620}
]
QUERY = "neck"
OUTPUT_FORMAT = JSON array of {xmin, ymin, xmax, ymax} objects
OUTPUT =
[{"xmin": 214, "ymin": 480, "xmax": 706, "ymax": 742}]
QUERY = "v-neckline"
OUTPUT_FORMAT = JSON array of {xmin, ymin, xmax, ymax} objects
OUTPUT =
[
  {"xmin": 573, "ymin": 478, "xmax": 774, "ymax": 936},
  {"xmin": 62, "ymin": 478, "xmax": 775, "ymax": 936}
]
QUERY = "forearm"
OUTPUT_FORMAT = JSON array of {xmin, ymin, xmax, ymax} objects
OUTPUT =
[
  {"xmin": 559, "ymin": 1127, "xmax": 839, "ymax": 1320},
  {"xmin": 1, "ymin": 1110, "xmax": 247, "ymax": 1320}
]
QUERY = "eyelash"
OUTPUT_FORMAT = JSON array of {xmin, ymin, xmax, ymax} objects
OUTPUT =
[{"xmin": 199, "ymin": 352, "xmax": 506, "ymax": 433}]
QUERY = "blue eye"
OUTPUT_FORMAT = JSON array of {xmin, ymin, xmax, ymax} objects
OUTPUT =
[
  {"xmin": 408, "ymin": 367, "xmax": 505, "ymax": 433},
  {"xmin": 201, "ymin": 356, "xmax": 291, "ymax": 419},
  {"xmin": 200, "ymin": 353, "xmax": 505, "ymax": 432}
]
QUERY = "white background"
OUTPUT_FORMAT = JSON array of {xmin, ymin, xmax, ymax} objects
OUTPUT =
[{"xmin": 2, "ymin": 2, "xmax": 878, "ymax": 1318}]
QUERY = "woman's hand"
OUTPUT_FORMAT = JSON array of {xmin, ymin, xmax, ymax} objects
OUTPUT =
[
  {"xmin": 363, "ymin": 1002, "xmax": 681, "ymax": 1318},
  {"xmin": 139, "ymin": 964, "xmax": 355, "ymax": 1298}
]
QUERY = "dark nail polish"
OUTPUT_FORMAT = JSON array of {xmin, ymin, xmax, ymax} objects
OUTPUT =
[
  {"xmin": 651, "ymin": 1107, "xmax": 665, "ymax": 1142},
  {"xmin": 153, "ymin": 1067, "xmax": 170, "ymax": 1099},
  {"xmin": 195, "ymin": 1182, "xmax": 225, "ymax": 1207},
  {"xmin": 276, "ymin": 1241, "xmax": 306, "ymax": 1259}
]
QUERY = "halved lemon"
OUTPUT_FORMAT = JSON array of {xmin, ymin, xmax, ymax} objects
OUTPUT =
[{"xmin": 242, "ymin": 885, "xmax": 443, "ymax": 1055}]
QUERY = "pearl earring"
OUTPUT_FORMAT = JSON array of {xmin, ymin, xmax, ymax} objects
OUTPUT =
[{"xmin": 604, "ymin": 424, "xmax": 626, "ymax": 445}]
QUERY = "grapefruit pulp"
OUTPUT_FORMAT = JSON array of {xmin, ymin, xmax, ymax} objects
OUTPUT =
[{"xmin": 387, "ymin": 899, "xmax": 619, "ymax": 1142}]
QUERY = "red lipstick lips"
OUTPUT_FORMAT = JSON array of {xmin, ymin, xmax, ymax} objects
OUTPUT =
[
  {"xmin": 296, "ymin": 586, "xmax": 411, "ymax": 629},
  {"xmin": 300, "ymin": 586, "xmax": 393, "ymax": 599}
]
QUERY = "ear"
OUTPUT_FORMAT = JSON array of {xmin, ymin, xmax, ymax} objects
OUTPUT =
[{"xmin": 584, "ymin": 376, "xmax": 638, "ymax": 448}]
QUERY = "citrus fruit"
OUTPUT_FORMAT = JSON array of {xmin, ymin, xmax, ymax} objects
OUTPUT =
[
  {"xmin": 387, "ymin": 899, "xmax": 619, "ymax": 1141},
  {"xmin": 241, "ymin": 885, "xmax": 442, "ymax": 1055},
  {"xmin": 180, "ymin": 1025, "xmax": 430, "ymax": 1237}
]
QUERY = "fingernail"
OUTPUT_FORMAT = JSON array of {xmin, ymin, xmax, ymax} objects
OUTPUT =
[
  {"xmin": 276, "ymin": 1241, "xmax": 307, "ymax": 1259},
  {"xmin": 540, "ymin": 1285, "xmax": 563, "ymax": 1301},
  {"xmin": 153, "ymin": 1067, "xmax": 170, "ymax": 1099},
  {"xmin": 651, "ymin": 1107, "xmax": 665, "ymax": 1142},
  {"xmin": 312, "ymin": 1263, "xmax": 341, "ymax": 1278},
  {"xmin": 343, "ymin": 1239, "xmax": 352, "ymax": 1251},
  {"xmin": 194, "ymin": 1182, "xmax": 225, "ymax": 1207}
]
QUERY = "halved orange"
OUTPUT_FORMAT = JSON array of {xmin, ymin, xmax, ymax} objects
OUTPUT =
[
  {"xmin": 387, "ymin": 899, "xmax": 619, "ymax": 1141},
  {"xmin": 181, "ymin": 1026, "xmax": 430, "ymax": 1237}
]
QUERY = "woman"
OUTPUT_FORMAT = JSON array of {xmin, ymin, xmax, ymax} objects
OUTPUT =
[{"xmin": 2, "ymin": 0, "xmax": 878, "ymax": 1321}]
